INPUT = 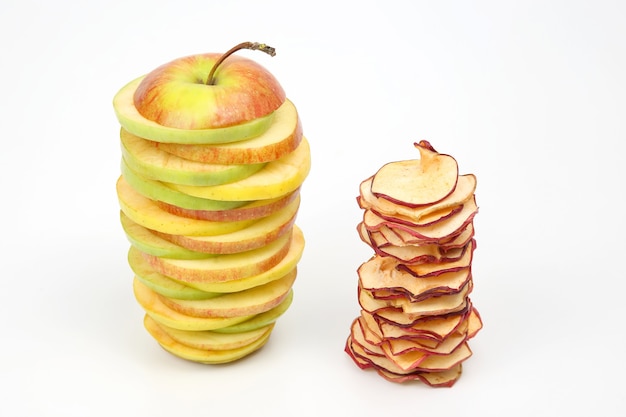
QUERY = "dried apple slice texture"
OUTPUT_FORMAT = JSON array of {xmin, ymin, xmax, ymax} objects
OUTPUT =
[
  {"xmin": 370, "ymin": 141, "xmax": 459, "ymax": 208},
  {"xmin": 376, "ymin": 365, "xmax": 463, "ymax": 387},
  {"xmin": 362, "ymin": 196, "xmax": 478, "ymax": 242},
  {"xmin": 372, "ymin": 297, "xmax": 470, "ymax": 326},
  {"xmin": 358, "ymin": 256, "xmax": 472, "ymax": 300},
  {"xmin": 397, "ymin": 240, "xmax": 475, "ymax": 277},
  {"xmin": 359, "ymin": 174, "xmax": 477, "ymax": 224}
]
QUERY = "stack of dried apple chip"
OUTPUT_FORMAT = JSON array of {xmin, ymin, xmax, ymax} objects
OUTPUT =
[
  {"xmin": 112, "ymin": 44, "xmax": 310, "ymax": 364},
  {"xmin": 345, "ymin": 141, "xmax": 482, "ymax": 387}
]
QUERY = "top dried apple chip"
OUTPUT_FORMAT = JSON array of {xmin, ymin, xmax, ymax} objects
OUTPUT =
[{"xmin": 370, "ymin": 141, "xmax": 459, "ymax": 207}]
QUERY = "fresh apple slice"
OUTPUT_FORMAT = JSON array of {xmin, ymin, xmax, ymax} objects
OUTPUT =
[
  {"xmin": 120, "ymin": 161, "xmax": 247, "ymax": 211},
  {"xmin": 370, "ymin": 141, "xmax": 459, "ymax": 207},
  {"xmin": 114, "ymin": 76, "xmax": 276, "ymax": 144},
  {"xmin": 120, "ymin": 128, "xmax": 266, "ymax": 186},
  {"xmin": 117, "ymin": 176, "xmax": 255, "ymax": 236},
  {"xmin": 120, "ymin": 211, "xmax": 215, "ymax": 260},
  {"xmin": 166, "ymin": 137, "xmax": 310, "ymax": 201},
  {"xmin": 159, "ymin": 268, "xmax": 296, "ymax": 318},
  {"xmin": 130, "ymin": 225, "xmax": 305, "ymax": 294},
  {"xmin": 142, "ymin": 227, "xmax": 294, "ymax": 284},
  {"xmin": 128, "ymin": 246, "xmax": 220, "ymax": 300},
  {"xmin": 156, "ymin": 188, "xmax": 299, "ymax": 222},
  {"xmin": 153, "ymin": 194, "xmax": 299, "ymax": 254},
  {"xmin": 154, "ymin": 319, "xmax": 275, "ymax": 351},
  {"xmin": 154, "ymin": 98, "xmax": 303, "ymax": 164},
  {"xmin": 133, "ymin": 278, "xmax": 254, "ymax": 331},
  {"xmin": 143, "ymin": 315, "xmax": 273, "ymax": 364},
  {"xmin": 359, "ymin": 174, "xmax": 477, "ymax": 225},
  {"xmin": 212, "ymin": 290, "xmax": 293, "ymax": 334}
]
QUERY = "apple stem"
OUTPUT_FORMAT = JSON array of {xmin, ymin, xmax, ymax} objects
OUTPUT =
[{"xmin": 206, "ymin": 42, "xmax": 276, "ymax": 85}]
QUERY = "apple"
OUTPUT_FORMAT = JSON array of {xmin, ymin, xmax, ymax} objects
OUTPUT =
[
  {"xmin": 143, "ymin": 315, "xmax": 273, "ymax": 364},
  {"xmin": 128, "ymin": 246, "xmax": 221, "ymax": 300},
  {"xmin": 141, "ymin": 227, "xmax": 294, "ymax": 284},
  {"xmin": 119, "ymin": 159, "xmax": 248, "ymax": 212},
  {"xmin": 120, "ymin": 128, "xmax": 266, "ymax": 186},
  {"xmin": 153, "ymin": 194, "xmax": 299, "ymax": 254},
  {"xmin": 129, "ymin": 225, "xmax": 305, "ymax": 294},
  {"xmin": 116, "ymin": 176, "xmax": 256, "ymax": 237},
  {"xmin": 113, "ymin": 42, "xmax": 285, "ymax": 144},
  {"xmin": 134, "ymin": 276, "xmax": 294, "ymax": 332},
  {"xmin": 370, "ymin": 141, "xmax": 459, "ymax": 208},
  {"xmin": 153, "ymin": 98, "xmax": 303, "ymax": 165},
  {"xmin": 159, "ymin": 268, "xmax": 296, "ymax": 318},
  {"xmin": 120, "ymin": 211, "xmax": 216, "ymax": 260},
  {"xmin": 152, "ymin": 319, "xmax": 275, "ymax": 351},
  {"xmin": 156, "ymin": 188, "xmax": 300, "ymax": 222},
  {"xmin": 166, "ymin": 136, "xmax": 311, "ymax": 201}
]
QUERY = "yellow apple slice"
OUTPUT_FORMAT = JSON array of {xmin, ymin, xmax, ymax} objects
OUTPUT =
[
  {"xmin": 371, "ymin": 141, "xmax": 459, "ymax": 207},
  {"xmin": 151, "ymin": 318, "xmax": 274, "ymax": 351},
  {"xmin": 120, "ymin": 159, "xmax": 247, "ymax": 211},
  {"xmin": 159, "ymin": 268, "xmax": 296, "ymax": 318},
  {"xmin": 120, "ymin": 211, "xmax": 215, "ymax": 260},
  {"xmin": 129, "ymin": 226, "xmax": 305, "ymax": 294},
  {"xmin": 128, "ymin": 246, "xmax": 220, "ymax": 300},
  {"xmin": 154, "ymin": 194, "xmax": 299, "ymax": 254},
  {"xmin": 212, "ymin": 290, "xmax": 293, "ymax": 334},
  {"xmin": 142, "ymin": 227, "xmax": 293, "ymax": 284},
  {"xmin": 133, "ymin": 278, "xmax": 254, "ymax": 331},
  {"xmin": 143, "ymin": 315, "xmax": 272, "ymax": 364},
  {"xmin": 117, "ymin": 176, "xmax": 255, "ymax": 236},
  {"xmin": 165, "ymin": 137, "xmax": 310, "ymax": 201},
  {"xmin": 121, "ymin": 128, "xmax": 266, "ymax": 186},
  {"xmin": 154, "ymin": 98, "xmax": 303, "ymax": 164},
  {"xmin": 155, "ymin": 188, "xmax": 299, "ymax": 222},
  {"xmin": 113, "ymin": 76, "xmax": 276, "ymax": 144}
]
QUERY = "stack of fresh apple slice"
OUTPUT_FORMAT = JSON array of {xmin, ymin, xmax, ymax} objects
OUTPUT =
[
  {"xmin": 112, "ymin": 43, "xmax": 311, "ymax": 364},
  {"xmin": 345, "ymin": 141, "xmax": 482, "ymax": 387}
]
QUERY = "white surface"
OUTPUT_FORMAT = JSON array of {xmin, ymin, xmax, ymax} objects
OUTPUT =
[{"xmin": 1, "ymin": 0, "xmax": 624, "ymax": 416}]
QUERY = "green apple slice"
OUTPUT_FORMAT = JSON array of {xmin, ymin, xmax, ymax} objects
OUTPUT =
[
  {"xmin": 159, "ymin": 268, "xmax": 296, "ymax": 318},
  {"xmin": 120, "ymin": 128, "xmax": 266, "ymax": 186},
  {"xmin": 120, "ymin": 159, "xmax": 247, "ymax": 211},
  {"xmin": 120, "ymin": 211, "xmax": 215, "ymax": 260},
  {"xmin": 152, "ymin": 318, "xmax": 274, "ymax": 351},
  {"xmin": 143, "ymin": 315, "xmax": 272, "ymax": 364},
  {"xmin": 129, "ymin": 225, "xmax": 305, "ymax": 294},
  {"xmin": 142, "ymin": 227, "xmax": 293, "ymax": 283},
  {"xmin": 117, "ymin": 176, "xmax": 255, "ymax": 236},
  {"xmin": 212, "ymin": 289, "xmax": 293, "ymax": 334},
  {"xmin": 113, "ymin": 76, "xmax": 276, "ymax": 144},
  {"xmin": 128, "ymin": 246, "xmax": 220, "ymax": 300},
  {"xmin": 166, "ymin": 136, "xmax": 311, "ymax": 201},
  {"xmin": 133, "ymin": 278, "xmax": 255, "ymax": 331}
]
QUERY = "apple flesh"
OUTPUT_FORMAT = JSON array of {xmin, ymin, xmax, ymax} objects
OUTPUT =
[
  {"xmin": 120, "ymin": 128, "xmax": 266, "ymax": 186},
  {"xmin": 153, "ymin": 98, "xmax": 303, "ymax": 165}
]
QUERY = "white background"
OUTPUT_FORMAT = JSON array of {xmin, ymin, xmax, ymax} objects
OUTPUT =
[{"xmin": 1, "ymin": 0, "xmax": 624, "ymax": 416}]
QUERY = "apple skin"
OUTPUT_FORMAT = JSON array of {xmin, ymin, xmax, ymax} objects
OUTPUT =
[{"xmin": 134, "ymin": 54, "xmax": 285, "ymax": 130}]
